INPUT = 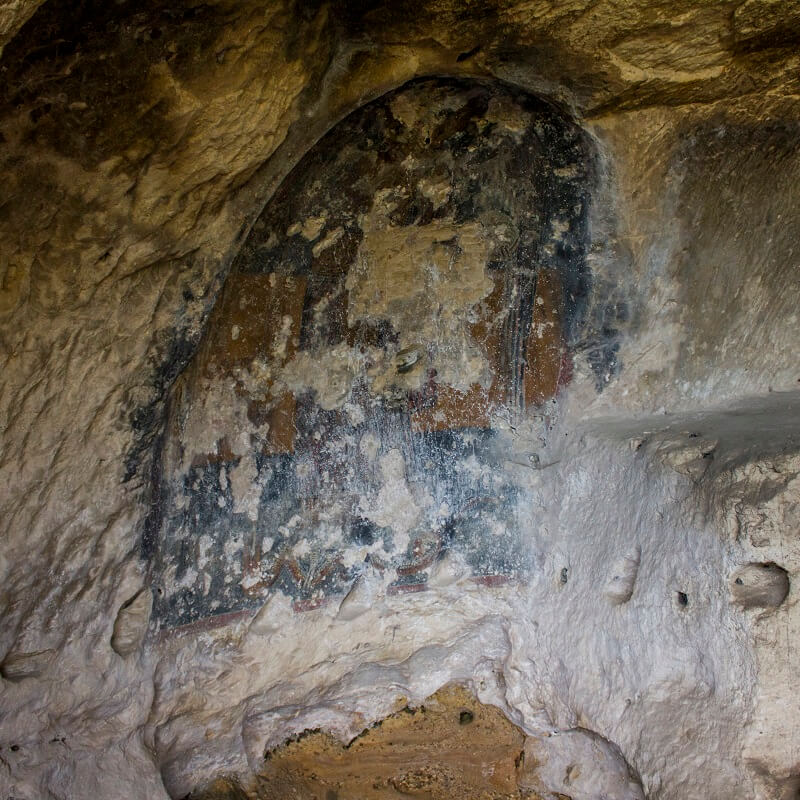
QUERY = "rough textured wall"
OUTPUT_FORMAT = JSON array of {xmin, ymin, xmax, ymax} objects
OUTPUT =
[
  {"xmin": 0, "ymin": 0, "xmax": 43, "ymax": 55},
  {"xmin": 0, "ymin": 0, "xmax": 798, "ymax": 798}
]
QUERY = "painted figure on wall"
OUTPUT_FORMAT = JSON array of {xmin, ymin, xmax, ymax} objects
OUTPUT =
[{"xmin": 147, "ymin": 77, "xmax": 605, "ymax": 630}]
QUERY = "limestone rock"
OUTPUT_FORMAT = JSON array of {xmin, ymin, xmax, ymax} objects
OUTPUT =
[
  {"xmin": 734, "ymin": 0, "xmax": 800, "ymax": 47},
  {"xmin": 0, "ymin": 0, "xmax": 44, "ymax": 56},
  {"xmin": 337, "ymin": 570, "xmax": 383, "ymax": 622},
  {"xmin": 111, "ymin": 589, "xmax": 152, "ymax": 657},
  {"xmin": 604, "ymin": 547, "xmax": 641, "ymax": 605},
  {"xmin": 519, "ymin": 729, "xmax": 645, "ymax": 800},
  {"xmin": 427, "ymin": 550, "xmax": 469, "ymax": 589},
  {"xmin": 248, "ymin": 592, "xmax": 291, "ymax": 637},
  {"xmin": 0, "ymin": 648, "xmax": 54, "ymax": 682},
  {"xmin": 730, "ymin": 563, "xmax": 790, "ymax": 611}
]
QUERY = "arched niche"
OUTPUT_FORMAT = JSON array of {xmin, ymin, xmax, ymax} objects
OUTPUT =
[{"xmin": 148, "ymin": 77, "xmax": 604, "ymax": 630}]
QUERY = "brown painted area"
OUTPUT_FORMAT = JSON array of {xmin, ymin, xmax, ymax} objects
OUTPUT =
[
  {"xmin": 482, "ymin": 275, "xmax": 514, "ymax": 414},
  {"xmin": 200, "ymin": 272, "xmax": 306, "ymax": 455},
  {"xmin": 251, "ymin": 391, "xmax": 298, "ymax": 456},
  {"xmin": 154, "ymin": 608, "xmax": 252, "ymax": 642},
  {"xmin": 189, "ymin": 686, "xmax": 543, "ymax": 800},
  {"xmin": 471, "ymin": 574, "xmax": 511, "ymax": 587},
  {"xmin": 201, "ymin": 275, "xmax": 294, "ymax": 369},
  {"xmin": 412, "ymin": 268, "xmax": 565, "ymax": 432},
  {"xmin": 186, "ymin": 435, "xmax": 237, "ymax": 468},
  {"xmin": 525, "ymin": 269, "xmax": 564, "ymax": 408},
  {"xmin": 411, "ymin": 383, "xmax": 490, "ymax": 432},
  {"xmin": 403, "ymin": 253, "xmax": 505, "ymax": 433}
]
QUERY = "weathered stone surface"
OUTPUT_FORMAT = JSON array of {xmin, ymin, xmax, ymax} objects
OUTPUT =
[
  {"xmin": 730, "ymin": 562, "xmax": 790, "ymax": 611},
  {"xmin": 0, "ymin": 648, "xmax": 54, "ymax": 682},
  {"xmin": 604, "ymin": 547, "xmax": 641, "ymax": 605},
  {"xmin": 0, "ymin": 1, "xmax": 798, "ymax": 798},
  {"xmin": 111, "ymin": 588, "xmax": 153, "ymax": 656},
  {"xmin": 519, "ymin": 728, "xmax": 644, "ymax": 800}
]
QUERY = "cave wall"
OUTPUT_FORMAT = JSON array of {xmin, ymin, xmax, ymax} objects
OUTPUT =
[{"xmin": 0, "ymin": 1, "xmax": 799, "ymax": 798}]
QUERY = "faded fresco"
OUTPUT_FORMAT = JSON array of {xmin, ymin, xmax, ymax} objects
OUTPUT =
[{"xmin": 146, "ymin": 78, "xmax": 607, "ymax": 630}]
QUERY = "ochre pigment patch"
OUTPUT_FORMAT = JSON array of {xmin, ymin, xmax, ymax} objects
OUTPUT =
[{"xmin": 190, "ymin": 686, "xmax": 538, "ymax": 800}]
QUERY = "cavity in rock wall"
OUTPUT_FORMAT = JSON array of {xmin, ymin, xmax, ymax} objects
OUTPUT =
[{"xmin": 146, "ymin": 78, "xmax": 616, "ymax": 631}]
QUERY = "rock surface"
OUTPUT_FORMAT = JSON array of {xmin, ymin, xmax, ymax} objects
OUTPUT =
[
  {"xmin": 227, "ymin": 686, "xmax": 531, "ymax": 800},
  {"xmin": 0, "ymin": 1, "xmax": 799, "ymax": 798}
]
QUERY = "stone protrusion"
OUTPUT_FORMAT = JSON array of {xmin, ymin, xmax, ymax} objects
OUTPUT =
[
  {"xmin": 427, "ymin": 550, "xmax": 469, "ymax": 588},
  {"xmin": 0, "ymin": 648, "xmax": 55, "ymax": 682},
  {"xmin": 111, "ymin": 589, "xmax": 152, "ymax": 657},
  {"xmin": 604, "ymin": 547, "xmax": 641, "ymax": 605},
  {"xmin": 730, "ymin": 563, "xmax": 790, "ymax": 611},
  {"xmin": 658, "ymin": 436, "xmax": 718, "ymax": 480},
  {"xmin": 518, "ymin": 728, "xmax": 645, "ymax": 800},
  {"xmin": 248, "ymin": 592, "xmax": 291, "ymax": 636},
  {"xmin": 337, "ymin": 569, "xmax": 382, "ymax": 621}
]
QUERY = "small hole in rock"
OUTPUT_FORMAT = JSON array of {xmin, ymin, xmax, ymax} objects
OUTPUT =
[
  {"xmin": 459, "ymin": 710, "xmax": 474, "ymax": 725},
  {"xmin": 735, "ymin": 577, "xmax": 743, "ymax": 585},
  {"xmin": 560, "ymin": 567, "xmax": 569, "ymax": 584},
  {"xmin": 677, "ymin": 591, "xmax": 689, "ymax": 607}
]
